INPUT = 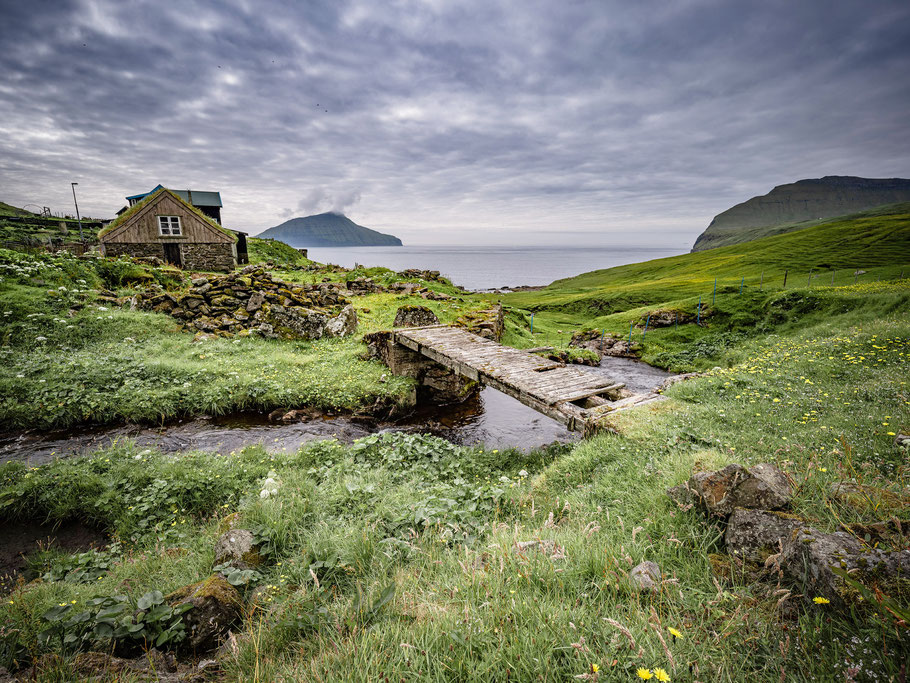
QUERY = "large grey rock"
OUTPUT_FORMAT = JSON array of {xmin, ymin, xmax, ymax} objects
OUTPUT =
[
  {"xmin": 214, "ymin": 529, "xmax": 261, "ymax": 570},
  {"xmin": 325, "ymin": 304, "xmax": 358, "ymax": 337},
  {"xmin": 629, "ymin": 561, "xmax": 661, "ymax": 592},
  {"xmin": 780, "ymin": 526, "xmax": 910, "ymax": 605},
  {"xmin": 724, "ymin": 508, "xmax": 805, "ymax": 563},
  {"xmin": 167, "ymin": 575, "xmax": 242, "ymax": 652},
  {"xmin": 264, "ymin": 305, "xmax": 327, "ymax": 340},
  {"xmin": 393, "ymin": 305, "xmax": 438, "ymax": 328},
  {"xmin": 678, "ymin": 463, "xmax": 792, "ymax": 517}
]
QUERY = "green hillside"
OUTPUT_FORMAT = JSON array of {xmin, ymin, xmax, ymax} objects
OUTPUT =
[
  {"xmin": 257, "ymin": 212, "xmax": 403, "ymax": 247},
  {"xmin": 691, "ymin": 176, "xmax": 910, "ymax": 251},
  {"xmin": 504, "ymin": 202, "xmax": 910, "ymax": 315},
  {"xmin": 0, "ymin": 202, "xmax": 35, "ymax": 218}
]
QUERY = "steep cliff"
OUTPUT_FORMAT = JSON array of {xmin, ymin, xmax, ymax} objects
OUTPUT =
[{"xmin": 692, "ymin": 176, "xmax": 910, "ymax": 251}]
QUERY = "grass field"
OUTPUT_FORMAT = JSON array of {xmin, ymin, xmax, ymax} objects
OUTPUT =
[
  {"xmin": 0, "ymin": 249, "xmax": 483, "ymax": 430},
  {"xmin": 501, "ymin": 202, "xmax": 910, "ymax": 316},
  {"xmin": 1, "ymin": 306, "xmax": 906, "ymax": 680},
  {"xmin": 0, "ymin": 216, "xmax": 908, "ymax": 680}
]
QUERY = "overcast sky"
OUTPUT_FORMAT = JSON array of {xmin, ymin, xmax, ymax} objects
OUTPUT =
[{"xmin": 1, "ymin": 0, "xmax": 909, "ymax": 246}]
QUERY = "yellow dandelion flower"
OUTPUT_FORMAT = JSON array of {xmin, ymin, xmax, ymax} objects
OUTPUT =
[
  {"xmin": 813, "ymin": 596, "xmax": 830, "ymax": 605},
  {"xmin": 637, "ymin": 669, "xmax": 653, "ymax": 680},
  {"xmin": 654, "ymin": 669, "xmax": 671, "ymax": 682},
  {"xmin": 668, "ymin": 627, "xmax": 683, "ymax": 639},
  {"xmin": 592, "ymin": 664, "xmax": 599, "ymax": 673}
]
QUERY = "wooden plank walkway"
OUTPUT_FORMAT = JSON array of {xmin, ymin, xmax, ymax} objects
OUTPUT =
[{"xmin": 392, "ymin": 325, "xmax": 628, "ymax": 431}]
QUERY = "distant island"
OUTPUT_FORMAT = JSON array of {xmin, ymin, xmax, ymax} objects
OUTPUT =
[
  {"xmin": 257, "ymin": 212, "xmax": 403, "ymax": 247},
  {"xmin": 692, "ymin": 175, "xmax": 910, "ymax": 251}
]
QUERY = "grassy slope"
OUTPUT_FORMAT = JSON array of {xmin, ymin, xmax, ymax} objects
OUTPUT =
[
  {"xmin": 0, "ymin": 202, "xmax": 35, "ymax": 218},
  {"xmin": 0, "ymin": 249, "xmax": 483, "ymax": 430},
  {"xmin": 692, "ymin": 201, "xmax": 910, "ymax": 251},
  {"xmin": 0, "ymin": 222, "xmax": 908, "ymax": 679},
  {"xmin": 503, "ymin": 202, "xmax": 910, "ymax": 315},
  {"xmin": 1, "ymin": 301, "xmax": 906, "ymax": 680}
]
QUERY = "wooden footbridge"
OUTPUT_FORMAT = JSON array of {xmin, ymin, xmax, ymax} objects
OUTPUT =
[{"xmin": 391, "ymin": 325, "xmax": 644, "ymax": 432}]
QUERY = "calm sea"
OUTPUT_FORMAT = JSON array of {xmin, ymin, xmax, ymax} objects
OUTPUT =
[{"xmin": 302, "ymin": 245, "xmax": 686, "ymax": 291}]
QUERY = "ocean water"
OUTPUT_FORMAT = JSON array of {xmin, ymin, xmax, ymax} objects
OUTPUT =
[{"xmin": 301, "ymin": 245, "xmax": 686, "ymax": 290}]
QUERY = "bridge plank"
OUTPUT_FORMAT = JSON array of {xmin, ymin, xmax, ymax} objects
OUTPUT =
[{"xmin": 392, "ymin": 326, "xmax": 629, "ymax": 430}]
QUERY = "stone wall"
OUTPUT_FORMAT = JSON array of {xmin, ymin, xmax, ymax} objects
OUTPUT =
[
  {"xmin": 104, "ymin": 242, "xmax": 163, "ymax": 260},
  {"xmin": 363, "ymin": 331, "xmax": 479, "ymax": 405},
  {"xmin": 182, "ymin": 243, "xmax": 236, "ymax": 272}
]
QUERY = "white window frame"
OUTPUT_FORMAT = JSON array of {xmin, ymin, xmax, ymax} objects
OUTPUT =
[{"xmin": 158, "ymin": 215, "xmax": 182, "ymax": 236}]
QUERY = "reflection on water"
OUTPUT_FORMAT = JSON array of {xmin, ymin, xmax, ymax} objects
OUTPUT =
[{"xmin": 0, "ymin": 357, "xmax": 672, "ymax": 466}]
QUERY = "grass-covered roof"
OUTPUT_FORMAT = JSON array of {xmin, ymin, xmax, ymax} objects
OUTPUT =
[{"xmin": 98, "ymin": 188, "xmax": 236, "ymax": 241}]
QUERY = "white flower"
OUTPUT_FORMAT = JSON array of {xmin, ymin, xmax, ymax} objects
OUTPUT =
[
  {"xmin": 35, "ymin": 336, "xmax": 47, "ymax": 341},
  {"xmin": 259, "ymin": 489, "xmax": 271, "ymax": 499},
  {"xmin": 518, "ymin": 470, "xmax": 529, "ymax": 477},
  {"xmin": 97, "ymin": 306, "xmax": 108, "ymax": 311},
  {"xmin": 263, "ymin": 477, "xmax": 278, "ymax": 488},
  {"xmin": 499, "ymin": 476, "xmax": 511, "ymax": 484},
  {"xmin": 133, "ymin": 455, "xmax": 142, "ymax": 460},
  {"xmin": 16, "ymin": 374, "xmax": 24, "ymax": 378},
  {"xmin": 270, "ymin": 488, "xmax": 278, "ymax": 496}
]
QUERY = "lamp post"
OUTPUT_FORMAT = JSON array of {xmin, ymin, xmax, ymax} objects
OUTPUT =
[{"xmin": 70, "ymin": 182, "xmax": 84, "ymax": 243}]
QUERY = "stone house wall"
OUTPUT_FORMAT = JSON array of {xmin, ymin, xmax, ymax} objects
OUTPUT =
[
  {"xmin": 103, "ymin": 242, "xmax": 236, "ymax": 272},
  {"xmin": 181, "ymin": 243, "xmax": 236, "ymax": 272},
  {"xmin": 104, "ymin": 242, "xmax": 163, "ymax": 260}
]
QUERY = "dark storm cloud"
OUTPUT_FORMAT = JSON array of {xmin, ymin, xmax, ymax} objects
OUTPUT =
[{"xmin": 1, "ymin": 0, "xmax": 908, "ymax": 245}]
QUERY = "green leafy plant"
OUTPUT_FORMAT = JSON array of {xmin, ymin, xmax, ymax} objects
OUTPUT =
[{"xmin": 39, "ymin": 590, "xmax": 193, "ymax": 653}]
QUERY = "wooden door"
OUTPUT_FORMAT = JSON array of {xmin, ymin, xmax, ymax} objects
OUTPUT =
[{"xmin": 162, "ymin": 243, "xmax": 182, "ymax": 267}]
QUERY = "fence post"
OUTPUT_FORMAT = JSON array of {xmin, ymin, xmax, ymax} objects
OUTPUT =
[
  {"xmin": 783, "ymin": 270, "xmax": 788, "ymax": 288},
  {"xmin": 628, "ymin": 321, "xmax": 633, "ymax": 343},
  {"xmin": 697, "ymin": 296, "xmax": 701, "ymax": 325},
  {"xmin": 712, "ymin": 278, "xmax": 717, "ymax": 305},
  {"xmin": 760, "ymin": 270, "xmax": 764, "ymax": 290},
  {"xmin": 739, "ymin": 276, "xmax": 744, "ymax": 294},
  {"xmin": 831, "ymin": 270, "xmax": 835, "ymax": 286},
  {"xmin": 675, "ymin": 312, "xmax": 678, "ymax": 329},
  {"xmin": 530, "ymin": 313, "xmax": 534, "ymax": 334},
  {"xmin": 807, "ymin": 270, "xmax": 813, "ymax": 288},
  {"xmin": 643, "ymin": 313, "xmax": 650, "ymax": 338}
]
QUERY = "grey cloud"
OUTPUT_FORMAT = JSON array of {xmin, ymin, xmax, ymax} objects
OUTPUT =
[{"xmin": 0, "ymin": 0, "xmax": 908, "ymax": 245}]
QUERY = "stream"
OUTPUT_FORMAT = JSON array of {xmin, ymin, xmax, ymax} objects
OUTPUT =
[{"xmin": 0, "ymin": 356, "xmax": 672, "ymax": 467}]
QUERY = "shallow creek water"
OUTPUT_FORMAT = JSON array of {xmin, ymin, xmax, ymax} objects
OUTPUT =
[{"xmin": 0, "ymin": 356, "xmax": 672, "ymax": 467}]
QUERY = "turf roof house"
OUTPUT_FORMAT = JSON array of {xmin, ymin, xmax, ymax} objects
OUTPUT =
[{"xmin": 100, "ymin": 187, "xmax": 248, "ymax": 271}]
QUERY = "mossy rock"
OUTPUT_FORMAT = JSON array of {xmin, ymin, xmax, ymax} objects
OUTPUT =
[{"xmin": 167, "ymin": 575, "xmax": 242, "ymax": 652}]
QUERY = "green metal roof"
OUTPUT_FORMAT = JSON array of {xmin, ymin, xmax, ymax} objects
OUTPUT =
[{"xmin": 126, "ymin": 186, "xmax": 222, "ymax": 207}]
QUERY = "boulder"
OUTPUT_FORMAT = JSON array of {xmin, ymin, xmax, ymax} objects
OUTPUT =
[
  {"xmin": 724, "ymin": 508, "xmax": 805, "ymax": 563},
  {"xmin": 896, "ymin": 433, "xmax": 910, "ymax": 447},
  {"xmin": 167, "ymin": 575, "xmax": 242, "ymax": 652},
  {"xmin": 628, "ymin": 560, "xmax": 661, "ymax": 592},
  {"xmin": 214, "ymin": 529, "xmax": 262, "ymax": 570},
  {"xmin": 680, "ymin": 463, "xmax": 792, "ymax": 517},
  {"xmin": 780, "ymin": 526, "xmax": 910, "ymax": 605},
  {"xmin": 264, "ymin": 305, "xmax": 328, "ymax": 340},
  {"xmin": 325, "ymin": 304, "xmax": 358, "ymax": 337},
  {"xmin": 393, "ymin": 305, "xmax": 439, "ymax": 328}
]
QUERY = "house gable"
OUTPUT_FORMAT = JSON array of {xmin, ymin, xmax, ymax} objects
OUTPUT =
[{"xmin": 100, "ymin": 189, "xmax": 235, "ymax": 245}]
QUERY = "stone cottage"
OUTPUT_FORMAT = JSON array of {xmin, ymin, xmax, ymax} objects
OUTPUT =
[{"xmin": 99, "ymin": 188, "xmax": 240, "ymax": 271}]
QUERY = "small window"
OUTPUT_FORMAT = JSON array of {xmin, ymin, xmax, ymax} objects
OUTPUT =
[{"xmin": 158, "ymin": 216, "xmax": 182, "ymax": 236}]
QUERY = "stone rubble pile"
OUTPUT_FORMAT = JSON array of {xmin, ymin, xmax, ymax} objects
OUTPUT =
[
  {"xmin": 346, "ymin": 275, "xmax": 454, "ymax": 300},
  {"xmin": 135, "ymin": 265, "xmax": 357, "ymax": 341},
  {"xmin": 668, "ymin": 463, "xmax": 910, "ymax": 606},
  {"xmin": 569, "ymin": 330, "xmax": 637, "ymax": 358}
]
